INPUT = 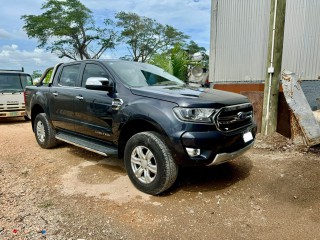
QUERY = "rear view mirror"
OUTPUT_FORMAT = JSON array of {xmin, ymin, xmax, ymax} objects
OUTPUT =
[{"xmin": 85, "ymin": 77, "xmax": 113, "ymax": 91}]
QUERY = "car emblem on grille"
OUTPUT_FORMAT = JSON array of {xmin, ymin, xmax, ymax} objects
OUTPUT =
[{"xmin": 237, "ymin": 112, "xmax": 245, "ymax": 120}]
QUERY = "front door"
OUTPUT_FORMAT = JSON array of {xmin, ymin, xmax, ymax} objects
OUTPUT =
[{"xmin": 73, "ymin": 63, "xmax": 114, "ymax": 141}]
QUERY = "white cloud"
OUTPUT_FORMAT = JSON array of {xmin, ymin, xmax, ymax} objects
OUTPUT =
[
  {"xmin": 0, "ymin": 44, "xmax": 69, "ymax": 74},
  {"xmin": 0, "ymin": 44, "xmax": 118, "ymax": 74}
]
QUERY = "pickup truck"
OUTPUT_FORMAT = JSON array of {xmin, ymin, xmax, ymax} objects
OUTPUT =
[{"xmin": 25, "ymin": 59, "xmax": 256, "ymax": 195}]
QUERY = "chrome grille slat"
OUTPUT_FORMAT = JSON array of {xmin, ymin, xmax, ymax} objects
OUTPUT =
[{"xmin": 215, "ymin": 104, "xmax": 253, "ymax": 132}]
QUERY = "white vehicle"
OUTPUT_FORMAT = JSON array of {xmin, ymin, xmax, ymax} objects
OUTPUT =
[{"xmin": 0, "ymin": 68, "xmax": 33, "ymax": 119}]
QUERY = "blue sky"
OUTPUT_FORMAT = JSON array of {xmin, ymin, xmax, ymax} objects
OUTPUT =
[{"xmin": 0, "ymin": 0, "xmax": 211, "ymax": 75}]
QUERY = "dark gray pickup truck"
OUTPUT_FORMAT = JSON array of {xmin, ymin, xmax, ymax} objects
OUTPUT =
[{"xmin": 25, "ymin": 59, "xmax": 256, "ymax": 195}]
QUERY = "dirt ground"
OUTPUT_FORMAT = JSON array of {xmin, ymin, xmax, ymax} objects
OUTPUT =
[{"xmin": 1, "ymin": 118, "xmax": 320, "ymax": 240}]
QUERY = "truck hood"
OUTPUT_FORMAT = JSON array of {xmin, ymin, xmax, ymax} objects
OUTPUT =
[{"xmin": 130, "ymin": 85, "xmax": 249, "ymax": 108}]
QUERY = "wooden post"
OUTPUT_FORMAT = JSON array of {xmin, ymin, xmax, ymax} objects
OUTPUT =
[{"xmin": 261, "ymin": 0, "xmax": 286, "ymax": 135}]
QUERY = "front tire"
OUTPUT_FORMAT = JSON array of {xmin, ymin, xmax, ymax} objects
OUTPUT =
[
  {"xmin": 34, "ymin": 113, "xmax": 58, "ymax": 149},
  {"xmin": 124, "ymin": 131, "xmax": 178, "ymax": 195}
]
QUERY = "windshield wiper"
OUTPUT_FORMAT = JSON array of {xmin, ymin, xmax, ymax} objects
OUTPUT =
[{"xmin": 153, "ymin": 81, "xmax": 178, "ymax": 86}]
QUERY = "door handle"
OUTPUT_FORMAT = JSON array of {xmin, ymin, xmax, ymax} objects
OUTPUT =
[
  {"xmin": 76, "ymin": 95, "xmax": 84, "ymax": 100},
  {"xmin": 53, "ymin": 92, "xmax": 58, "ymax": 96}
]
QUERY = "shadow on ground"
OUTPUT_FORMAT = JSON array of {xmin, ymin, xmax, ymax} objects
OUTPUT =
[
  {"xmin": 169, "ymin": 156, "xmax": 253, "ymax": 194},
  {"xmin": 0, "ymin": 117, "xmax": 29, "ymax": 125},
  {"xmin": 53, "ymin": 143, "xmax": 253, "ymax": 196}
]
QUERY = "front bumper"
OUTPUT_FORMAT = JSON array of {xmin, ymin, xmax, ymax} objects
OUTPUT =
[
  {"xmin": 169, "ymin": 125, "xmax": 256, "ymax": 166},
  {"xmin": 0, "ymin": 110, "xmax": 26, "ymax": 118},
  {"xmin": 207, "ymin": 141, "xmax": 254, "ymax": 166}
]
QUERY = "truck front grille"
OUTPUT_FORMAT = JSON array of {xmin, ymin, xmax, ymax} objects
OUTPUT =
[
  {"xmin": 0, "ymin": 103, "xmax": 25, "ymax": 111},
  {"xmin": 215, "ymin": 103, "xmax": 253, "ymax": 132}
]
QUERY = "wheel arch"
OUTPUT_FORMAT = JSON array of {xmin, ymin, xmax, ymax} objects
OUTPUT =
[
  {"xmin": 118, "ymin": 118, "xmax": 168, "ymax": 158},
  {"xmin": 31, "ymin": 104, "xmax": 45, "ymax": 132}
]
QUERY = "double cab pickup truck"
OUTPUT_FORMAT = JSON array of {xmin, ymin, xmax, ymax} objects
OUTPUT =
[{"xmin": 25, "ymin": 60, "xmax": 256, "ymax": 195}]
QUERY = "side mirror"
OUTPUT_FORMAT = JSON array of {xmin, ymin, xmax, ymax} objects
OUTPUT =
[{"xmin": 85, "ymin": 77, "xmax": 113, "ymax": 91}]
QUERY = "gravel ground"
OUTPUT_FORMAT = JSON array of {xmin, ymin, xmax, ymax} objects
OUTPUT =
[{"xmin": 0, "ymin": 118, "xmax": 320, "ymax": 239}]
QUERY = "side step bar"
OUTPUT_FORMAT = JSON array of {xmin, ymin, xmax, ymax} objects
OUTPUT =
[{"xmin": 55, "ymin": 131, "xmax": 118, "ymax": 157}]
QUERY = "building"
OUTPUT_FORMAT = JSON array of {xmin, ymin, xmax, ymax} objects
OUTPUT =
[{"xmin": 209, "ymin": 0, "xmax": 320, "ymax": 136}]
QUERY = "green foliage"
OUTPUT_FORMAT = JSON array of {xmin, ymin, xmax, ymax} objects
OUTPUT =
[
  {"xmin": 31, "ymin": 70, "xmax": 42, "ymax": 79},
  {"xmin": 149, "ymin": 44, "xmax": 189, "ymax": 81},
  {"xmin": 21, "ymin": 1, "xmax": 195, "ymax": 69},
  {"xmin": 116, "ymin": 12, "xmax": 189, "ymax": 62},
  {"xmin": 186, "ymin": 40, "xmax": 206, "ymax": 55},
  {"xmin": 171, "ymin": 46, "xmax": 189, "ymax": 81},
  {"xmin": 21, "ymin": 0, "xmax": 117, "ymax": 60},
  {"xmin": 150, "ymin": 54, "xmax": 173, "ymax": 74},
  {"xmin": 43, "ymin": 68, "xmax": 53, "ymax": 84}
]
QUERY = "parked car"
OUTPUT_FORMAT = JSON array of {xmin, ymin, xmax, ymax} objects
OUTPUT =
[{"xmin": 25, "ymin": 60, "xmax": 256, "ymax": 195}]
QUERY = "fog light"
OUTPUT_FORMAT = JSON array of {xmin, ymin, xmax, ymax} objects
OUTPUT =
[{"xmin": 186, "ymin": 147, "xmax": 201, "ymax": 157}]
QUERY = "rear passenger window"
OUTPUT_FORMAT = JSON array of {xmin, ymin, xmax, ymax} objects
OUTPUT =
[
  {"xmin": 82, "ymin": 64, "xmax": 110, "ymax": 87},
  {"xmin": 59, "ymin": 64, "xmax": 81, "ymax": 87}
]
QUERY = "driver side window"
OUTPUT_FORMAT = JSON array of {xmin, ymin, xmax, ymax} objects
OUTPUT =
[{"xmin": 82, "ymin": 64, "xmax": 110, "ymax": 87}]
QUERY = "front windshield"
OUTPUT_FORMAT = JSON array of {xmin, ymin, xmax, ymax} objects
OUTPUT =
[
  {"xmin": 0, "ymin": 73, "xmax": 32, "ymax": 92},
  {"xmin": 106, "ymin": 61, "xmax": 185, "ymax": 87}
]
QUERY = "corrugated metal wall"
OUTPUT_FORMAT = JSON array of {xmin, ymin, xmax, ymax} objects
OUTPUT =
[
  {"xmin": 210, "ymin": 0, "xmax": 320, "ymax": 82},
  {"xmin": 210, "ymin": 0, "xmax": 271, "ymax": 83},
  {"xmin": 282, "ymin": 0, "xmax": 320, "ymax": 80}
]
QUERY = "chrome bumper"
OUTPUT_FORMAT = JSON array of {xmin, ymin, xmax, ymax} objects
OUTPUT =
[{"xmin": 207, "ymin": 141, "xmax": 254, "ymax": 166}]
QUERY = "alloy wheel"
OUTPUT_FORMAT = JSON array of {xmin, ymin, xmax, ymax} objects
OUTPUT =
[{"xmin": 130, "ymin": 146, "xmax": 157, "ymax": 184}]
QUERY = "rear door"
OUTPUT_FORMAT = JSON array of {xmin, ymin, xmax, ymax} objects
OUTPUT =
[
  {"xmin": 73, "ymin": 62, "xmax": 114, "ymax": 141},
  {"xmin": 49, "ymin": 63, "xmax": 81, "ymax": 131}
]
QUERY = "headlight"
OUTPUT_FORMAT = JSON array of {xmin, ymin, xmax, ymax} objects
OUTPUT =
[{"xmin": 173, "ymin": 107, "xmax": 216, "ymax": 123}]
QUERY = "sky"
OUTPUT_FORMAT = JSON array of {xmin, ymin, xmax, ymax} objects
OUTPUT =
[{"xmin": 0, "ymin": 0, "xmax": 211, "ymax": 75}]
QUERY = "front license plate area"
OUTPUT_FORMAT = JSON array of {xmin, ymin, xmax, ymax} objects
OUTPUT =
[
  {"xmin": 9, "ymin": 112, "xmax": 18, "ymax": 117},
  {"xmin": 243, "ymin": 131, "xmax": 253, "ymax": 143}
]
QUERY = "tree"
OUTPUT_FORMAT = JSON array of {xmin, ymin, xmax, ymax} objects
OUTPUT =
[
  {"xmin": 149, "ymin": 44, "xmax": 189, "ymax": 81},
  {"xmin": 186, "ymin": 40, "xmax": 208, "ymax": 65},
  {"xmin": 31, "ymin": 70, "xmax": 42, "ymax": 79},
  {"xmin": 186, "ymin": 40, "xmax": 206, "ymax": 55},
  {"xmin": 21, "ymin": 0, "xmax": 117, "ymax": 60},
  {"xmin": 116, "ymin": 12, "xmax": 189, "ymax": 62}
]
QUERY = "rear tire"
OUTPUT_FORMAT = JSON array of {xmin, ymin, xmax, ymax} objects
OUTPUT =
[
  {"xmin": 34, "ymin": 113, "xmax": 58, "ymax": 149},
  {"xmin": 124, "ymin": 131, "xmax": 178, "ymax": 195}
]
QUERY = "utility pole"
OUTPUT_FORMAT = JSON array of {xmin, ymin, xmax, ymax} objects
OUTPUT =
[{"xmin": 261, "ymin": 0, "xmax": 286, "ymax": 135}]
